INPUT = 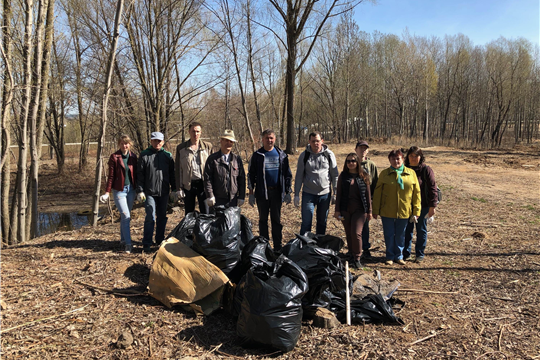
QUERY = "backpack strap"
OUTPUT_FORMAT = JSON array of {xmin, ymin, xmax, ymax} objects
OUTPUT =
[{"xmin": 303, "ymin": 151, "xmax": 332, "ymax": 175}]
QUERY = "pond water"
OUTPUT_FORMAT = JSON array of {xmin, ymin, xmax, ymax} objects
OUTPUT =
[{"xmin": 37, "ymin": 212, "xmax": 90, "ymax": 237}]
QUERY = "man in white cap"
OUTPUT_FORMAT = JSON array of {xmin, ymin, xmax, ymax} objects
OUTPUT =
[
  {"xmin": 204, "ymin": 129, "xmax": 246, "ymax": 208},
  {"xmin": 136, "ymin": 132, "xmax": 176, "ymax": 252}
]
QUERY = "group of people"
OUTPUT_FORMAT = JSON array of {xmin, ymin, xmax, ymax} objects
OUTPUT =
[{"xmin": 100, "ymin": 124, "xmax": 438, "ymax": 269}]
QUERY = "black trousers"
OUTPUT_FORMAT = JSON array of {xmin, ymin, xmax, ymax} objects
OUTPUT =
[
  {"xmin": 184, "ymin": 179, "xmax": 209, "ymax": 214},
  {"xmin": 256, "ymin": 187, "xmax": 283, "ymax": 250}
]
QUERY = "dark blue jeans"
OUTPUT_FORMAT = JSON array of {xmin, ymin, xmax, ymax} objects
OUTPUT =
[
  {"xmin": 143, "ymin": 193, "xmax": 169, "ymax": 247},
  {"xmin": 256, "ymin": 187, "xmax": 283, "ymax": 249},
  {"xmin": 300, "ymin": 192, "xmax": 331, "ymax": 236},
  {"xmin": 404, "ymin": 207, "xmax": 429, "ymax": 258}
]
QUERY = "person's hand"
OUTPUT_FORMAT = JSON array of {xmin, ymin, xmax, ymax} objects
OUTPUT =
[
  {"xmin": 249, "ymin": 194, "xmax": 256, "ymax": 207},
  {"xmin": 284, "ymin": 193, "xmax": 292, "ymax": 204},
  {"xmin": 294, "ymin": 196, "xmax": 300, "ymax": 208},
  {"xmin": 176, "ymin": 189, "xmax": 185, "ymax": 199},
  {"xmin": 428, "ymin": 207, "xmax": 436, "ymax": 218},
  {"xmin": 170, "ymin": 192, "xmax": 178, "ymax": 203},
  {"xmin": 409, "ymin": 215, "xmax": 418, "ymax": 223},
  {"xmin": 137, "ymin": 192, "xmax": 146, "ymax": 202},
  {"xmin": 238, "ymin": 199, "xmax": 245, "ymax": 207},
  {"xmin": 367, "ymin": 213, "xmax": 373, "ymax": 221},
  {"xmin": 331, "ymin": 194, "xmax": 336, "ymax": 205},
  {"xmin": 334, "ymin": 212, "xmax": 342, "ymax": 220},
  {"xmin": 206, "ymin": 196, "xmax": 215, "ymax": 207},
  {"xmin": 99, "ymin": 193, "xmax": 109, "ymax": 203}
]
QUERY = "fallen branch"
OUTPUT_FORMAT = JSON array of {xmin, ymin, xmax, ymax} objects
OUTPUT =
[
  {"xmin": 409, "ymin": 332, "xmax": 438, "ymax": 345},
  {"xmin": 490, "ymin": 296, "xmax": 514, "ymax": 302},
  {"xmin": 0, "ymin": 304, "xmax": 89, "ymax": 334},
  {"xmin": 398, "ymin": 289, "xmax": 458, "ymax": 295},
  {"xmin": 498, "ymin": 325, "xmax": 504, "ymax": 352},
  {"xmin": 74, "ymin": 279, "xmax": 147, "ymax": 297}
]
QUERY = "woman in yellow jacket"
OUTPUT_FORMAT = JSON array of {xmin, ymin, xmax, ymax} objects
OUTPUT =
[{"xmin": 372, "ymin": 149, "xmax": 421, "ymax": 265}]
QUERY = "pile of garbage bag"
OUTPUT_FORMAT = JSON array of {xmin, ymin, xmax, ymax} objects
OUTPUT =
[{"xmin": 151, "ymin": 208, "xmax": 403, "ymax": 353}]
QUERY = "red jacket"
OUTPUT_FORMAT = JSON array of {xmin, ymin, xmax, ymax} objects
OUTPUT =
[{"xmin": 106, "ymin": 150, "xmax": 137, "ymax": 192}]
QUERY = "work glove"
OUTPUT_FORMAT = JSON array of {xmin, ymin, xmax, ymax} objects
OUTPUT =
[
  {"xmin": 169, "ymin": 192, "xmax": 177, "ymax": 203},
  {"xmin": 137, "ymin": 192, "xmax": 146, "ymax": 202},
  {"xmin": 427, "ymin": 216, "xmax": 435, "ymax": 225},
  {"xmin": 284, "ymin": 193, "xmax": 292, "ymax": 204},
  {"xmin": 99, "ymin": 193, "xmax": 109, "ymax": 203},
  {"xmin": 294, "ymin": 196, "xmax": 300, "ymax": 208},
  {"xmin": 237, "ymin": 199, "xmax": 245, "ymax": 207},
  {"xmin": 249, "ymin": 194, "xmax": 256, "ymax": 207},
  {"xmin": 205, "ymin": 196, "xmax": 216, "ymax": 207},
  {"xmin": 409, "ymin": 215, "xmax": 418, "ymax": 223},
  {"xmin": 176, "ymin": 189, "xmax": 185, "ymax": 199}
]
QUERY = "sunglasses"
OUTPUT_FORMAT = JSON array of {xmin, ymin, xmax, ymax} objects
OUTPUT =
[{"xmin": 346, "ymin": 159, "xmax": 357, "ymax": 164}]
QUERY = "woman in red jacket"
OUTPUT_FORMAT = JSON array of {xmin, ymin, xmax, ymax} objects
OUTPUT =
[{"xmin": 100, "ymin": 135, "xmax": 137, "ymax": 253}]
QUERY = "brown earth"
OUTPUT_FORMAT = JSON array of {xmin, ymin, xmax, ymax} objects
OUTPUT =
[{"xmin": 1, "ymin": 142, "xmax": 540, "ymax": 359}]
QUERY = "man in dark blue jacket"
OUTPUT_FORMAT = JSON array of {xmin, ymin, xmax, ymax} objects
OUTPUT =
[
  {"xmin": 136, "ymin": 132, "xmax": 176, "ymax": 252},
  {"xmin": 248, "ymin": 129, "xmax": 292, "ymax": 251}
]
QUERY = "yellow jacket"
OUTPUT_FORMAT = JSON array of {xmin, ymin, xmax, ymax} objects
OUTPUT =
[{"xmin": 372, "ymin": 166, "xmax": 421, "ymax": 219}]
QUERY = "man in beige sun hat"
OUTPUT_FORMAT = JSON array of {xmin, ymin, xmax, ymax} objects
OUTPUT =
[{"xmin": 203, "ymin": 129, "xmax": 246, "ymax": 208}]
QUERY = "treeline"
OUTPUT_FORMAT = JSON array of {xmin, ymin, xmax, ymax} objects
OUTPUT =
[{"xmin": 1, "ymin": 0, "xmax": 539, "ymax": 244}]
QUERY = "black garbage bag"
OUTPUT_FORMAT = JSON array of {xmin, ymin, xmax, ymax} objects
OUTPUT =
[
  {"xmin": 240, "ymin": 215, "xmax": 254, "ymax": 250},
  {"xmin": 193, "ymin": 206, "xmax": 242, "ymax": 275},
  {"xmin": 281, "ymin": 234, "xmax": 351, "ymax": 314},
  {"xmin": 166, "ymin": 211, "xmax": 199, "ymax": 247},
  {"xmin": 308, "ymin": 233, "xmax": 345, "ymax": 252},
  {"xmin": 236, "ymin": 255, "xmax": 309, "ymax": 353},
  {"xmin": 228, "ymin": 236, "xmax": 278, "ymax": 285},
  {"xmin": 330, "ymin": 293, "xmax": 404, "ymax": 325}
]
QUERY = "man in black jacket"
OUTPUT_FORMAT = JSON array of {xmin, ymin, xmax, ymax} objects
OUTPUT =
[
  {"xmin": 137, "ymin": 132, "xmax": 176, "ymax": 252},
  {"xmin": 248, "ymin": 129, "xmax": 292, "ymax": 251},
  {"xmin": 204, "ymin": 130, "xmax": 246, "ymax": 208}
]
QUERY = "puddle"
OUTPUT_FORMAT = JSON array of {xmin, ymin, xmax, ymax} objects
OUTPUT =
[{"xmin": 37, "ymin": 212, "xmax": 90, "ymax": 237}]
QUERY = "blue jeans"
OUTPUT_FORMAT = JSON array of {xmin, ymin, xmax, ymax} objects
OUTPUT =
[
  {"xmin": 404, "ymin": 207, "xmax": 429, "ymax": 258},
  {"xmin": 361, "ymin": 220, "xmax": 370, "ymax": 251},
  {"xmin": 381, "ymin": 217, "xmax": 409, "ymax": 261},
  {"xmin": 112, "ymin": 185, "xmax": 136, "ymax": 246},
  {"xmin": 300, "ymin": 192, "xmax": 331, "ymax": 236},
  {"xmin": 143, "ymin": 193, "xmax": 169, "ymax": 247}
]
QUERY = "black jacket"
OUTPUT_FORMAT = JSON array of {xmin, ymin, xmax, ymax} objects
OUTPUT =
[
  {"xmin": 204, "ymin": 150, "xmax": 246, "ymax": 201},
  {"xmin": 136, "ymin": 146, "xmax": 176, "ymax": 196},
  {"xmin": 248, "ymin": 146, "xmax": 292, "ymax": 200}
]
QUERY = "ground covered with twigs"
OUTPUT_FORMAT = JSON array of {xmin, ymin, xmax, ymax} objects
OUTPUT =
[{"xmin": 2, "ymin": 142, "xmax": 540, "ymax": 359}]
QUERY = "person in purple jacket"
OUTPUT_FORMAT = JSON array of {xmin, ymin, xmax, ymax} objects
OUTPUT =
[{"xmin": 403, "ymin": 146, "xmax": 438, "ymax": 263}]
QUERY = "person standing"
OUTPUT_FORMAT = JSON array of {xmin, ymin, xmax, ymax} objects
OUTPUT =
[
  {"xmin": 403, "ymin": 146, "xmax": 438, "ymax": 263},
  {"xmin": 355, "ymin": 140, "xmax": 379, "ymax": 260},
  {"xmin": 175, "ymin": 122, "xmax": 214, "ymax": 214},
  {"xmin": 334, "ymin": 153, "xmax": 372, "ymax": 269},
  {"xmin": 137, "ymin": 132, "xmax": 176, "ymax": 252},
  {"xmin": 204, "ymin": 130, "xmax": 246, "ymax": 208},
  {"xmin": 294, "ymin": 131, "xmax": 339, "ymax": 236},
  {"xmin": 100, "ymin": 135, "xmax": 137, "ymax": 253},
  {"xmin": 248, "ymin": 129, "xmax": 293, "ymax": 252},
  {"xmin": 372, "ymin": 149, "xmax": 421, "ymax": 265}
]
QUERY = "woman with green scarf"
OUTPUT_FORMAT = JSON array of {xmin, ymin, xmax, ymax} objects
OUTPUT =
[{"xmin": 372, "ymin": 149, "xmax": 421, "ymax": 265}]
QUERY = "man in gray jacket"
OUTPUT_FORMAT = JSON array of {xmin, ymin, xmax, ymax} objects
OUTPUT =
[{"xmin": 294, "ymin": 131, "xmax": 339, "ymax": 235}]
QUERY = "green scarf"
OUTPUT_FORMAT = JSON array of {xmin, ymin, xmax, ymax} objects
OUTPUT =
[{"xmin": 391, "ymin": 164, "xmax": 405, "ymax": 190}]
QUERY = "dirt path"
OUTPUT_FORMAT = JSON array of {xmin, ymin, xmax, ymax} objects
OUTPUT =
[{"xmin": 1, "ymin": 142, "xmax": 540, "ymax": 359}]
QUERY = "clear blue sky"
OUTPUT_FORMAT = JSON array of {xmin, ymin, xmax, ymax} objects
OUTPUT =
[{"xmin": 354, "ymin": 0, "xmax": 539, "ymax": 46}]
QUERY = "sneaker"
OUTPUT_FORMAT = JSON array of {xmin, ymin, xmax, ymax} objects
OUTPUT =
[
  {"xmin": 142, "ymin": 246, "xmax": 152, "ymax": 254},
  {"xmin": 353, "ymin": 259, "xmax": 363, "ymax": 269},
  {"xmin": 361, "ymin": 250, "xmax": 372, "ymax": 260},
  {"xmin": 125, "ymin": 244, "xmax": 133, "ymax": 254},
  {"xmin": 396, "ymin": 259, "xmax": 406, "ymax": 265},
  {"xmin": 403, "ymin": 255, "xmax": 412, "ymax": 261},
  {"xmin": 385, "ymin": 260, "xmax": 393, "ymax": 265},
  {"xmin": 415, "ymin": 256, "xmax": 424, "ymax": 263}
]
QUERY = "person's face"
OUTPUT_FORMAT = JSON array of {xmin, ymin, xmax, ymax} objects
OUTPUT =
[
  {"xmin": 309, "ymin": 135, "xmax": 323, "ymax": 153},
  {"xmin": 262, "ymin": 133, "xmax": 275, "ymax": 150},
  {"xmin": 220, "ymin": 138, "xmax": 234, "ymax": 153},
  {"xmin": 189, "ymin": 126, "xmax": 201, "ymax": 143},
  {"xmin": 389, "ymin": 155, "xmax": 404, "ymax": 168},
  {"xmin": 151, "ymin": 139, "xmax": 164, "ymax": 150},
  {"xmin": 356, "ymin": 146, "xmax": 369, "ymax": 161},
  {"xmin": 119, "ymin": 141, "xmax": 130, "ymax": 154},
  {"xmin": 408, "ymin": 153, "xmax": 420, "ymax": 167},
  {"xmin": 346, "ymin": 156, "xmax": 358, "ymax": 171}
]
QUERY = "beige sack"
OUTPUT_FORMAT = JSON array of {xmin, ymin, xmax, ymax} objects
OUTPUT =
[{"xmin": 148, "ymin": 237, "xmax": 230, "ymax": 308}]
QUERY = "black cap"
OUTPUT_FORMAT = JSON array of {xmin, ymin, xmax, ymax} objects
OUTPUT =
[{"xmin": 356, "ymin": 140, "xmax": 369, "ymax": 148}]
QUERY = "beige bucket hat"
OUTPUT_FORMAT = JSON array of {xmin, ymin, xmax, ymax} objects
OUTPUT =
[{"xmin": 220, "ymin": 129, "xmax": 237, "ymax": 142}]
